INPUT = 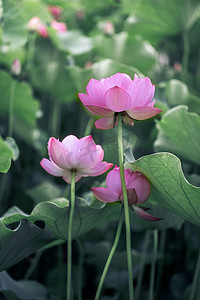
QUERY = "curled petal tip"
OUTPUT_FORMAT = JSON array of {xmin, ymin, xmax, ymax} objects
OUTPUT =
[{"xmin": 134, "ymin": 206, "xmax": 163, "ymax": 222}]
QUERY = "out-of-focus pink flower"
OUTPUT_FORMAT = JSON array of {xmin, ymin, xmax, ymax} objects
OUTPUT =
[
  {"xmin": 28, "ymin": 16, "xmax": 41, "ymax": 31},
  {"xmin": 37, "ymin": 23, "xmax": 48, "ymax": 37},
  {"xmin": 92, "ymin": 166, "xmax": 161, "ymax": 221},
  {"xmin": 76, "ymin": 10, "xmax": 85, "ymax": 20},
  {"xmin": 51, "ymin": 20, "xmax": 67, "ymax": 32},
  {"xmin": 79, "ymin": 73, "xmax": 162, "ymax": 129},
  {"xmin": 11, "ymin": 58, "xmax": 21, "ymax": 76},
  {"xmin": 104, "ymin": 21, "xmax": 115, "ymax": 35},
  {"xmin": 173, "ymin": 62, "xmax": 182, "ymax": 72},
  {"xmin": 27, "ymin": 16, "xmax": 48, "ymax": 38},
  {"xmin": 40, "ymin": 135, "xmax": 113, "ymax": 183},
  {"xmin": 48, "ymin": 6, "xmax": 62, "ymax": 19}
]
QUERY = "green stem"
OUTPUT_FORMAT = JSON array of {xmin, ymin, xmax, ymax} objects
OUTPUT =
[
  {"xmin": 25, "ymin": 32, "xmax": 36, "ymax": 71},
  {"xmin": 67, "ymin": 171, "xmax": 76, "ymax": 300},
  {"xmin": 51, "ymin": 99, "xmax": 60, "ymax": 137},
  {"xmin": 94, "ymin": 207, "xmax": 124, "ymax": 300},
  {"xmin": 8, "ymin": 80, "xmax": 16, "ymax": 137},
  {"xmin": 182, "ymin": 31, "xmax": 190, "ymax": 81},
  {"xmin": 135, "ymin": 230, "xmax": 151, "ymax": 300},
  {"xmin": 189, "ymin": 247, "xmax": 200, "ymax": 300},
  {"xmin": 83, "ymin": 117, "xmax": 95, "ymax": 136},
  {"xmin": 149, "ymin": 230, "xmax": 158, "ymax": 300},
  {"xmin": 118, "ymin": 113, "xmax": 134, "ymax": 300}
]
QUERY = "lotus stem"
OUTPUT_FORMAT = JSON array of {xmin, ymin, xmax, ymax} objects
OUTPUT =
[
  {"xmin": 118, "ymin": 113, "xmax": 134, "ymax": 300},
  {"xmin": 67, "ymin": 171, "xmax": 76, "ymax": 300},
  {"xmin": 94, "ymin": 206, "xmax": 123, "ymax": 300}
]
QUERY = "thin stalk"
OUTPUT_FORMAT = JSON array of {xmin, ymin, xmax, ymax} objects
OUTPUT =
[
  {"xmin": 8, "ymin": 80, "xmax": 16, "ymax": 137},
  {"xmin": 189, "ymin": 247, "xmax": 200, "ymax": 300},
  {"xmin": 182, "ymin": 31, "xmax": 190, "ymax": 81},
  {"xmin": 135, "ymin": 230, "xmax": 151, "ymax": 300},
  {"xmin": 149, "ymin": 230, "xmax": 158, "ymax": 300},
  {"xmin": 67, "ymin": 171, "xmax": 76, "ymax": 300},
  {"xmin": 94, "ymin": 207, "xmax": 124, "ymax": 300},
  {"xmin": 25, "ymin": 32, "xmax": 36, "ymax": 71},
  {"xmin": 51, "ymin": 99, "xmax": 61, "ymax": 137},
  {"xmin": 24, "ymin": 250, "xmax": 43, "ymax": 279},
  {"xmin": 83, "ymin": 117, "xmax": 95, "ymax": 136},
  {"xmin": 118, "ymin": 113, "xmax": 134, "ymax": 300}
]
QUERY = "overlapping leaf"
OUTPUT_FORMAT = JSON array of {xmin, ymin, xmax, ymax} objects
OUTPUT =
[
  {"xmin": 94, "ymin": 32, "xmax": 157, "ymax": 73},
  {"xmin": 154, "ymin": 106, "xmax": 200, "ymax": 165},
  {"xmin": 123, "ymin": 0, "xmax": 200, "ymax": 45},
  {"xmin": 128, "ymin": 152, "xmax": 200, "ymax": 226}
]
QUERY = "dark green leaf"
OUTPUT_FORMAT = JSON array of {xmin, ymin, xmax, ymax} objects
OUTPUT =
[
  {"xmin": 128, "ymin": 152, "xmax": 200, "ymax": 226},
  {"xmin": 154, "ymin": 106, "xmax": 200, "ymax": 165}
]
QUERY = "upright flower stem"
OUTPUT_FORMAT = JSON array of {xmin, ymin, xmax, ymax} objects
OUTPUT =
[
  {"xmin": 67, "ymin": 171, "xmax": 76, "ymax": 300},
  {"xmin": 83, "ymin": 117, "xmax": 95, "ymax": 136},
  {"xmin": 189, "ymin": 247, "xmax": 200, "ymax": 300},
  {"xmin": 8, "ymin": 80, "xmax": 16, "ymax": 137},
  {"xmin": 118, "ymin": 113, "xmax": 134, "ymax": 300},
  {"xmin": 149, "ymin": 229, "xmax": 158, "ymax": 300},
  {"xmin": 94, "ymin": 206, "xmax": 124, "ymax": 300}
]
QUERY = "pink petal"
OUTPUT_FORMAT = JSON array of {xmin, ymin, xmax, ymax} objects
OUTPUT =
[
  {"xmin": 40, "ymin": 158, "xmax": 65, "ymax": 176},
  {"xmin": 128, "ymin": 77, "xmax": 155, "ymax": 106},
  {"xmin": 91, "ymin": 187, "xmax": 119, "ymax": 203},
  {"xmin": 105, "ymin": 87, "xmax": 132, "ymax": 112},
  {"xmin": 62, "ymin": 172, "xmax": 82, "ymax": 184},
  {"xmin": 86, "ymin": 79, "xmax": 107, "ymax": 106},
  {"xmin": 62, "ymin": 135, "xmax": 79, "ymax": 152},
  {"xmin": 78, "ymin": 93, "xmax": 91, "ymax": 106},
  {"xmin": 79, "ymin": 162, "xmax": 113, "ymax": 176},
  {"xmin": 126, "ymin": 106, "xmax": 162, "ymax": 120},
  {"xmin": 133, "ymin": 206, "xmax": 163, "ymax": 221},
  {"xmin": 106, "ymin": 167, "xmax": 122, "ymax": 196},
  {"xmin": 48, "ymin": 137, "xmax": 70, "ymax": 168},
  {"xmin": 86, "ymin": 105, "xmax": 113, "ymax": 116},
  {"xmin": 125, "ymin": 171, "xmax": 151, "ymax": 204},
  {"xmin": 71, "ymin": 136, "xmax": 104, "ymax": 169},
  {"xmin": 106, "ymin": 73, "xmax": 132, "ymax": 90},
  {"xmin": 95, "ymin": 116, "xmax": 114, "ymax": 129}
]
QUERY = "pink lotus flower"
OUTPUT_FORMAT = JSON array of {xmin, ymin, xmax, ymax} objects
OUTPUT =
[
  {"xmin": 79, "ymin": 73, "xmax": 162, "ymax": 129},
  {"xmin": 37, "ymin": 23, "xmax": 48, "ymax": 37},
  {"xmin": 11, "ymin": 58, "xmax": 21, "ymax": 76},
  {"xmin": 51, "ymin": 20, "xmax": 67, "ymax": 32},
  {"xmin": 48, "ymin": 6, "xmax": 62, "ymax": 19},
  {"xmin": 40, "ymin": 135, "xmax": 113, "ymax": 183},
  {"xmin": 91, "ymin": 166, "xmax": 161, "ymax": 221},
  {"xmin": 27, "ymin": 16, "xmax": 48, "ymax": 38},
  {"xmin": 28, "ymin": 16, "xmax": 41, "ymax": 31}
]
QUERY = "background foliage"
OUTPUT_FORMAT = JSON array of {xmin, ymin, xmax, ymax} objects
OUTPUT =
[{"xmin": 0, "ymin": 0, "xmax": 200, "ymax": 299}]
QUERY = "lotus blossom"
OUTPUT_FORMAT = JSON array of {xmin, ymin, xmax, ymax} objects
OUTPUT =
[
  {"xmin": 91, "ymin": 166, "xmax": 161, "ymax": 221},
  {"xmin": 28, "ymin": 16, "xmax": 48, "ymax": 38},
  {"xmin": 40, "ymin": 135, "xmax": 113, "ymax": 183},
  {"xmin": 48, "ymin": 6, "xmax": 62, "ymax": 19},
  {"xmin": 11, "ymin": 58, "xmax": 21, "ymax": 76},
  {"xmin": 28, "ymin": 16, "xmax": 41, "ymax": 31},
  {"xmin": 79, "ymin": 73, "xmax": 162, "ymax": 129},
  {"xmin": 51, "ymin": 20, "xmax": 67, "ymax": 32}
]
